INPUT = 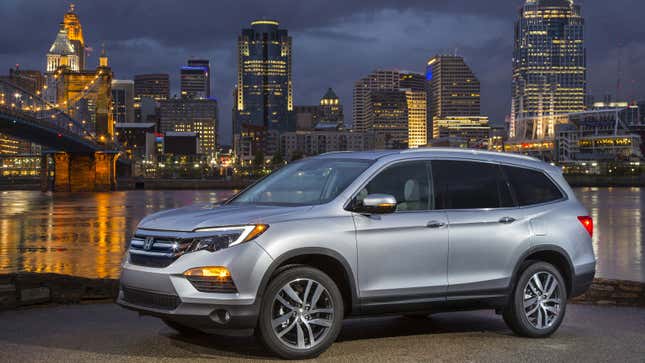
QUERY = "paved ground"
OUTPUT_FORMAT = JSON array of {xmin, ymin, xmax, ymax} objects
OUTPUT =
[{"xmin": 0, "ymin": 303, "xmax": 643, "ymax": 362}]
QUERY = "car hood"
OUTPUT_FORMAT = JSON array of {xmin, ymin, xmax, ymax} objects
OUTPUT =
[{"xmin": 138, "ymin": 203, "xmax": 313, "ymax": 232}]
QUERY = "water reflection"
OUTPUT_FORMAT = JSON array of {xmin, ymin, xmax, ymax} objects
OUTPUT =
[
  {"xmin": 0, "ymin": 188, "xmax": 643, "ymax": 282},
  {"xmin": 0, "ymin": 190, "xmax": 235, "ymax": 278},
  {"xmin": 574, "ymin": 187, "xmax": 644, "ymax": 282}
]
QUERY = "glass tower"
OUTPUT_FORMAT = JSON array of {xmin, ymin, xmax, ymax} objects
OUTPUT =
[
  {"xmin": 234, "ymin": 20, "xmax": 293, "ymax": 158},
  {"xmin": 512, "ymin": 0, "xmax": 586, "ymax": 139}
]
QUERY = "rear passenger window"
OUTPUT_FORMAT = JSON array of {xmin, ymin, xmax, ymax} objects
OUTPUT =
[
  {"xmin": 432, "ymin": 160, "xmax": 514, "ymax": 210},
  {"xmin": 502, "ymin": 165, "xmax": 564, "ymax": 206}
]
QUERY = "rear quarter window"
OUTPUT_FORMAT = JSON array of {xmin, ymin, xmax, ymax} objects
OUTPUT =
[{"xmin": 502, "ymin": 165, "xmax": 564, "ymax": 206}]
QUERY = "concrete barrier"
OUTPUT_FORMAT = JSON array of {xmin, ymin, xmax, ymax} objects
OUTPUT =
[{"xmin": 0, "ymin": 273, "xmax": 643, "ymax": 310}]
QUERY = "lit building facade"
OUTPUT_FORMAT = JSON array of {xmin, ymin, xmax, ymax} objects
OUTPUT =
[
  {"xmin": 426, "ymin": 55, "xmax": 480, "ymax": 119},
  {"xmin": 353, "ymin": 70, "xmax": 428, "ymax": 149},
  {"xmin": 159, "ymin": 98, "xmax": 218, "ymax": 156},
  {"xmin": 62, "ymin": 4, "xmax": 85, "ymax": 70},
  {"xmin": 511, "ymin": 0, "xmax": 586, "ymax": 139},
  {"xmin": 181, "ymin": 59, "xmax": 210, "ymax": 99},
  {"xmin": 234, "ymin": 20, "xmax": 293, "ymax": 159},
  {"xmin": 319, "ymin": 88, "xmax": 344, "ymax": 126},
  {"xmin": 134, "ymin": 74, "xmax": 170, "ymax": 101},
  {"xmin": 111, "ymin": 80, "xmax": 134, "ymax": 123},
  {"xmin": 432, "ymin": 116, "xmax": 491, "ymax": 148},
  {"xmin": 279, "ymin": 130, "xmax": 374, "ymax": 161}
]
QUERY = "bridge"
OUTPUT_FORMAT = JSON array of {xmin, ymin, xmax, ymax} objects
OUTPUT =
[{"xmin": 0, "ymin": 78, "xmax": 123, "ymax": 192}]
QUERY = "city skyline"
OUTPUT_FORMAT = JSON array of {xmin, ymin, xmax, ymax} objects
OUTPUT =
[{"xmin": 0, "ymin": 0, "xmax": 644, "ymax": 144}]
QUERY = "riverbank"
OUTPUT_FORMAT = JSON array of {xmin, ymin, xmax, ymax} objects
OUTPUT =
[
  {"xmin": 1, "ymin": 273, "xmax": 642, "ymax": 311},
  {"xmin": 1, "ymin": 174, "xmax": 643, "ymax": 191}
]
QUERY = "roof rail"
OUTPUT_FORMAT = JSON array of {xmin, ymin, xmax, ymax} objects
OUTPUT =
[{"xmin": 400, "ymin": 148, "xmax": 541, "ymax": 162}]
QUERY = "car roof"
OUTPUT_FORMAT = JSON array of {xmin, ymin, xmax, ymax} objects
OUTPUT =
[{"xmin": 315, "ymin": 148, "xmax": 555, "ymax": 170}]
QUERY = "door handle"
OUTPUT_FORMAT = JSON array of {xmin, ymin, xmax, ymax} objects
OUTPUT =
[
  {"xmin": 499, "ymin": 216, "xmax": 516, "ymax": 224},
  {"xmin": 426, "ymin": 220, "xmax": 446, "ymax": 229}
]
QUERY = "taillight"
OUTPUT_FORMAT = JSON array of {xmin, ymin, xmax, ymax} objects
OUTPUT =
[{"xmin": 577, "ymin": 216, "xmax": 593, "ymax": 238}]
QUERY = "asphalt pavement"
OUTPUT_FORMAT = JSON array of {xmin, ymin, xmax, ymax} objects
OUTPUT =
[{"xmin": 0, "ymin": 303, "xmax": 643, "ymax": 362}]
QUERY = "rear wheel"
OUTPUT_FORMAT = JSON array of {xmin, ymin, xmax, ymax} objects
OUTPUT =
[
  {"xmin": 503, "ymin": 261, "xmax": 567, "ymax": 337},
  {"xmin": 257, "ymin": 266, "xmax": 344, "ymax": 359}
]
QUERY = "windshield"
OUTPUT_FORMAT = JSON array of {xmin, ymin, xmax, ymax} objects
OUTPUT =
[{"xmin": 230, "ymin": 158, "xmax": 373, "ymax": 206}]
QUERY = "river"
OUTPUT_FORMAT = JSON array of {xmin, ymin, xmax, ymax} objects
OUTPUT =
[{"xmin": 0, "ymin": 188, "xmax": 642, "ymax": 282}]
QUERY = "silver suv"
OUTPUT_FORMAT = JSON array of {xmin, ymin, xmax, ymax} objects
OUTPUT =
[{"xmin": 118, "ymin": 149, "xmax": 596, "ymax": 359}]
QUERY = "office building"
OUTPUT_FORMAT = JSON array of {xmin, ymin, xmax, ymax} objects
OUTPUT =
[
  {"xmin": 159, "ymin": 98, "xmax": 218, "ymax": 156},
  {"xmin": 234, "ymin": 20, "xmax": 293, "ymax": 160},
  {"xmin": 279, "ymin": 130, "xmax": 374, "ymax": 161},
  {"xmin": 425, "ymin": 55, "xmax": 488, "ymax": 145},
  {"xmin": 62, "ymin": 4, "xmax": 85, "ymax": 70},
  {"xmin": 181, "ymin": 59, "xmax": 210, "ymax": 99},
  {"xmin": 319, "ymin": 88, "xmax": 344, "ymax": 126},
  {"xmin": 426, "ymin": 55, "xmax": 480, "ymax": 119},
  {"xmin": 353, "ymin": 70, "xmax": 428, "ymax": 148},
  {"xmin": 111, "ymin": 80, "xmax": 134, "ymax": 123},
  {"xmin": 511, "ymin": 0, "xmax": 586, "ymax": 139},
  {"xmin": 134, "ymin": 74, "xmax": 170, "ymax": 101}
]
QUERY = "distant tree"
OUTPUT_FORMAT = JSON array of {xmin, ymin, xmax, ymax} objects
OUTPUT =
[
  {"xmin": 253, "ymin": 151, "xmax": 265, "ymax": 167},
  {"xmin": 271, "ymin": 152, "xmax": 284, "ymax": 167}
]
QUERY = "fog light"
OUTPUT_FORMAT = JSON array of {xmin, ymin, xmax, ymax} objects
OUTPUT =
[
  {"xmin": 184, "ymin": 266, "xmax": 238, "ymax": 293},
  {"xmin": 184, "ymin": 266, "xmax": 230, "ymax": 278}
]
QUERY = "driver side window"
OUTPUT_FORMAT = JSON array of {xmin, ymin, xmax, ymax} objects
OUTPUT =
[{"xmin": 357, "ymin": 161, "xmax": 431, "ymax": 212}]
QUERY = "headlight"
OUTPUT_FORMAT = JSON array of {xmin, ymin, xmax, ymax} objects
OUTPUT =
[{"xmin": 188, "ymin": 224, "xmax": 268, "ymax": 253}]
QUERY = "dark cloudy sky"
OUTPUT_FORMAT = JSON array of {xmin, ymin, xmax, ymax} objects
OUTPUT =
[{"xmin": 1, "ymin": 0, "xmax": 644, "ymax": 145}]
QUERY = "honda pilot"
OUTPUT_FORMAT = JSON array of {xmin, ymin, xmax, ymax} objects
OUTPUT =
[{"xmin": 118, "ymin": 149, "xmax": 596, "ymax": 359}]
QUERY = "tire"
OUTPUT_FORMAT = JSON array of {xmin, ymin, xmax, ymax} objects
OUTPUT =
[
  {"xmin": 503, "ymin": 261, "xmax": 567, "ymax": 338},
  {"xmin": 257, "ymin": 266, "xmax": 344, "ymax": 359},
  {"xmin": 162, "ymin": 319, "xmax": 202, "ymax": 336}
]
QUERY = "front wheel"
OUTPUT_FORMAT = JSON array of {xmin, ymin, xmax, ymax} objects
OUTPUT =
[
  {"xmin": 257, "ymin": 266, "xmax": 344, "ymax": 359},
  {"xmin": 503, "ymin": 261, "xmax": 567, "ymax": 337}
]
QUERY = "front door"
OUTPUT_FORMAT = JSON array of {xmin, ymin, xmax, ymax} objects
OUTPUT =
[{"xmin": 352, "ymin": 160, "xmax": 449, "ymax": 307}]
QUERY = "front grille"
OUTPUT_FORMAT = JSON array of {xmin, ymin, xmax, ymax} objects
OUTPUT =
[
  {"xmin": 186, "ymin": 276, "xmax": 238, "ymax": 293},
  {"xmin": 121, "ymin": 286, "xmax": 180, "ymax": 310},
  {"xmin": 128, "ymin": 235, "xmax": 193, "ymax": 268}
]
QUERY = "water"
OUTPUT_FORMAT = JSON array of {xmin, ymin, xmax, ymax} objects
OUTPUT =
[{"xmin": 0, "ymin": 188, "xmax": 643, "ymax": 282}]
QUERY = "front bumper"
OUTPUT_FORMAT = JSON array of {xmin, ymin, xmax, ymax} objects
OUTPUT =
[{"xmin": 116, "ymin": 239, "xmax": 273, "ymax": 334}]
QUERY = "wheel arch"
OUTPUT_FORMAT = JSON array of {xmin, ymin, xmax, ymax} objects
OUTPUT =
[
  {"xmin": 511, "ymin": 244, "xmax": 575, "ymax": 296},
  {"xmin": 257, "ymin": 247, "xmax": 359, "ymax": 315}
]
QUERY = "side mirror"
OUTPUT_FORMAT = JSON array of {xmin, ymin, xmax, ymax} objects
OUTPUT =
[{"xmin": 358, "ymin": 194, "xmax": 397, "ymax": 214}]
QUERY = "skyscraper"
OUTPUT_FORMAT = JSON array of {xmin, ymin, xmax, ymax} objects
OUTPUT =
[
  {"xmin": 352, "ymin": 70, "xmax": 427, "ymax": 149},
  {"xmin": 62, "ymin": 4, "xmax": 85, "ymax": 70},
  {"xmin": 181, "ymin": 59, "xmax": 210, "ymax": 99},
  {"xmin": 426, "ymin": 55, "xmax": 480, "ymax": 119},
  {"xmin": 511, "ymin": 0, "xmax": 586, "ymax": 139},
  {"xmin": 426, "ymin": 55, "xmax": 489, "ymax": 146},
  {"xmin": 234, "ymin": 20, "xmax": 293, "ymax": 160},
  {"xmin": 319, "ymin": 88, "xmax": 344, "ymax": 126},
  {"xmin": 112, "ymin": 80, "xmax": 135, "ymax": 123},
  {"xmin": 134, "ymin": 74, "xmax": 170, "ymax": 101}
]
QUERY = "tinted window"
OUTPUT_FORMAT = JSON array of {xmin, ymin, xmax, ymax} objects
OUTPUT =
[
  {"xmin": 503, "ymin": 165, "xmax": 564, "ymax": 206},
  {"xmin": 432, "ymin": 160, "xmax": 514, "ymax": 210},
  {"xmin": 357, "ymin": 161, "xmax": 431, "ymax": 211}
]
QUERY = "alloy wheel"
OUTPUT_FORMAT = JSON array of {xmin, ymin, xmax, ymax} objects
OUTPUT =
[
  {"xmin": 271, "ymin": 278, "xmax": 335, "ymax": 350},
  {"xmin": 523, "ymin": 271, "xmax": 562, "ymax": 329}
]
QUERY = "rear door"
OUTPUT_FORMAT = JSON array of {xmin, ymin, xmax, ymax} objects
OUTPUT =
[{"xmin": 431, "ymin": 159, "xmax": 531, "ymax": 298}]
